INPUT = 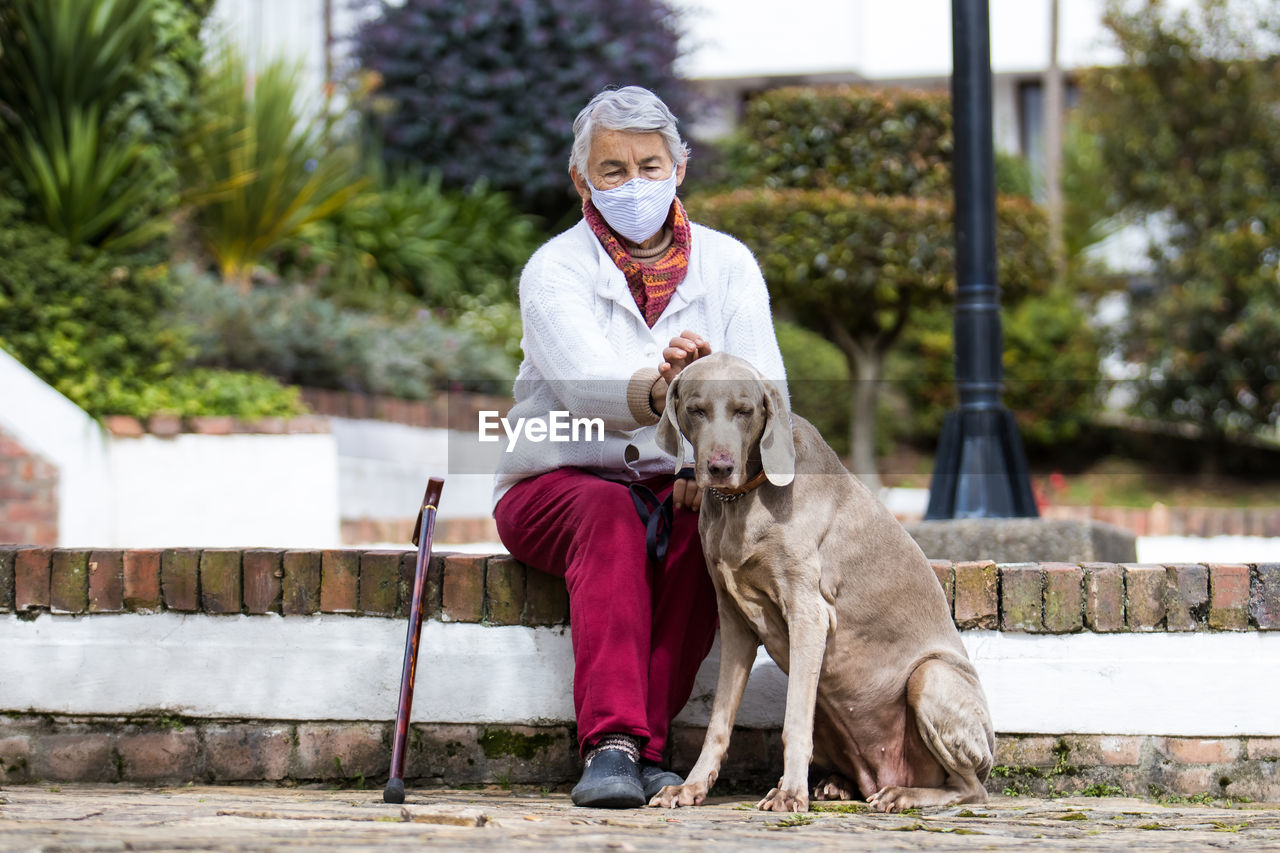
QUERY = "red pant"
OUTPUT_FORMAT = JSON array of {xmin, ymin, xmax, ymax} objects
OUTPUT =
[{"xmin": 494, "ymin": 467, "xmax": 718, "ymax": 762}]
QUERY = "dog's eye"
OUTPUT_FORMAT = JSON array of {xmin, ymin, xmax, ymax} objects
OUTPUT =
[
  {"xmin": 686, "ymin": 407, "xmax": 705, "ymax": 419},
  {"xmin": 734, "ymin": 407, "xmax": 753, "ymax": 418}
]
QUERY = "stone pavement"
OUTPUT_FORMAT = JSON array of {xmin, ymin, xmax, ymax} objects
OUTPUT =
[{"xmin": 2, "ymin": 785, "xmax": 1279, "ymax": 851}]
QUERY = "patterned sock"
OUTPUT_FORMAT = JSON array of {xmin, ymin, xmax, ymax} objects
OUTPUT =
[{"xmin": 585, "ymin": 733, "xmax": 640, "ymax": 764}]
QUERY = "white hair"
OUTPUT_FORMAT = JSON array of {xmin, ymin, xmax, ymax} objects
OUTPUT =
[{"xmin": 569, "ymin": 86, "xmax": 690, "ymax": 176}]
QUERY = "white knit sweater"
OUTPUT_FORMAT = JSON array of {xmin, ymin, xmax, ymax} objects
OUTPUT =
[{"xmin": 491, "ymin": 217, "xmax": 788, "ymax": 509}]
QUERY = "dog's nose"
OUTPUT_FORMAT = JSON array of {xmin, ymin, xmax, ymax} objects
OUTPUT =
[{"xmin": 707, "ymin": 455, "xmax": 735, "ymax": 480}]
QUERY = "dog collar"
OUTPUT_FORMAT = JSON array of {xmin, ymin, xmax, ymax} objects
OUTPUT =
[{"xmin": 707, "ymin": 469, "xmax": 769, "ymax": 503}]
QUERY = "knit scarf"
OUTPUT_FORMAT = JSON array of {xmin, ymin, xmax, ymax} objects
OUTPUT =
[{"xmin": 583, "ymin": 197, "xmax": 692, "ymax": 328}]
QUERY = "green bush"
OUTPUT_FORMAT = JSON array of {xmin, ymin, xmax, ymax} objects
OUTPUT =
[
  {"xmin": 173, "ymin": 268, "xmax": 517, "ymax": 397},
  {"xmin": 0, "ymin": 1, "xmax": 301, "ymax": 421},
  {"xmin": 0, "ymin": 197, "xmax": 185, "ymax": 411},
  {"xmin": 272, "ymin": 163, "xmax": 540, "ymax": 313},
  {"xmin": 888, "ymin": 288, "xmax": 1101, "ymax": 447},
  {"xmin": 734, "ymin": 86, "xmax": 953, "ymax": 196},
  {"xmin": 452, "ymin": 296, "xmax": 525, "ymax": 364},
  {"xmin": 0, "ymin": 199, "xmax": 300, "ymax": 419},
  {"xmin": 995, "ymin": 150, "xmax": 1034, "ymax": 199},
  {"xmin": 90, "ymin": 369, "xmax": 306, "ymax": 419},
  {"xmin": 774, "ymin": 320, "xmax": 851, "ymax": 456},
  {"xmin": 1128, "ymin": 221, "xmax": 1280, "ymax": 436}
]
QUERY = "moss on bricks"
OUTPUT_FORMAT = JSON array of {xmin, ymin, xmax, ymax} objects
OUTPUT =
[
  {"xmin": 0, "ymin": 547, "xmax": 16, "ymax": 611},
  {"xmin": 357, "ymin": 551, "xmax": 400, "ymax": 616},
  {"xmin": 50, "ymin": 549, "xmax": 90, "ymax": 613},
  {"xmin": 478, "ymin": 729, "xmax": 556, "ymax": 761},
  {"xmin": 161, "ymin": 549, "xmax": 201, "ymax": 612}
]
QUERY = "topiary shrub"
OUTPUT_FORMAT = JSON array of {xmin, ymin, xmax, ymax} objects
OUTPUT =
[
  {"xmin": 353, "ymin": 0, "xmax": 687, "ymax": 219},
  {"xmin": 732, "ymin": 86, "xmax": 953, "ymax": 196}
]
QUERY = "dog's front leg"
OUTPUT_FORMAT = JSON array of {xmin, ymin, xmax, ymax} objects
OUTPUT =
[
  {"xmin": 649, "ymin": 602, "xmax": 758, "ymax": 808},
  {"xmin": 757, "ymin": 597, "xmax": 830, "ymax": 812}
]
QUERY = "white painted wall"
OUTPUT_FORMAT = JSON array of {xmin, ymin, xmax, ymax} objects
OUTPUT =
[
  {"xmin": 330, "ymin": 418, "xmax": 498, "ymax": 522},
  {"xmin": 0, "ymin": 349, "xmax": 113, "ymax": 545},
  {"xmin": 207, "ymin": 0, "xmax": 372, "ymax": 107},
  {"xmin": 1, "ymin": 346, "xmax": 342, "ymax": 548},
  {"xmin": 4, "ymin": 614, "xmax": 1277, "ymax": 737},
  {"xmin": 673, "ymin": 0, "xmax": 1135, "ymax": 81},
  {"xmin": 108, "ymin": 434, "xmax": 341, "ymax": 548}
]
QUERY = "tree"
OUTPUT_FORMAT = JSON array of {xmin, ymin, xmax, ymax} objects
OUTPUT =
[
  {"xmin": 1079, "ymin": 0, "xmax": 1280, "ymax": 441},
  {"xmin": 353, "ymin": 0, "xmax": 687, "ymax": 222}
]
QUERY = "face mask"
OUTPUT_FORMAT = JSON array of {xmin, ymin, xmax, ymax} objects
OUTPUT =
[{"xmin": 590, "ymin": 169, "xmax": 678, "ymax": 243}]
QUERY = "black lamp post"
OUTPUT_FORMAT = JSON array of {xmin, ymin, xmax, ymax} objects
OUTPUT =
[{"xmin": 924, "ymin": 0, "xmax": 1038, "ymax": 519}]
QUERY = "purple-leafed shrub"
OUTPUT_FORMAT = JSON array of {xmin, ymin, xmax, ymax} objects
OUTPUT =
[{"xmin": 353, "ymin": 0, "xmax": 688, "ymax": 218}]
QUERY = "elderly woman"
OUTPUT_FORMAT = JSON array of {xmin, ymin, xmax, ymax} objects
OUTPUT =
[{"xmin": 493, "ymin": 86, "xmax": 787, "ymax": 809}]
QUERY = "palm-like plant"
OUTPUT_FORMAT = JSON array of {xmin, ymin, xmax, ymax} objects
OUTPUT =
[
  {"xmin": 0, "ymin": 0, "xmax": 172, "ymax": 250},
  {"xmin": 182, "ymin": 44, "xmax": 364, "ymax": 291}
]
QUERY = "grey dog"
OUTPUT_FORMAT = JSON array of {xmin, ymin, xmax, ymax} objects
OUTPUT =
[{"xmin": 650, "ymin": 352, "xmax": 994, "ymax": 813}]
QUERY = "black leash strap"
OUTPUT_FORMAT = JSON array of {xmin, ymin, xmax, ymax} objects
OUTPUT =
[{"xmin": 629, "ymin": 468, "xmax": 695, "ymax": 566}]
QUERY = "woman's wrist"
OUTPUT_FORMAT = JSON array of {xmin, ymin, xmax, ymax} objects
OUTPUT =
[
  {"xmin": 626, "ymin": 366, "xmax": 663, "ymax": 425},
  {"xmin": 649, "ymin": 375, "xmax": 669, "ymax": 416}
]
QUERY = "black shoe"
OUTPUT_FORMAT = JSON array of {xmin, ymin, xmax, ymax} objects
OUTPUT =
[
  {"xmin": 571, "ymin": 748, "xmax": 646, "ymax": 808},
  {"xmin": 640, "ymin": 762, "xmax": 684, "ymax": 800}
]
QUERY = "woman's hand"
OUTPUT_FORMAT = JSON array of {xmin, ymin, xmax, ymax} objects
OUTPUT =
[
  {"xmin": 672, "ymin": 478, "xmax": 702, "ymax": 512},
  {"xmin": 658, "ymin": 330, "xmax": 712, "ymax": 383}
]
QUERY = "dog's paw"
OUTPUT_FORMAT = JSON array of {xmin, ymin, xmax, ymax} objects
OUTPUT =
[
  {"xmin": 649, "ymin": 781, "xmax": 708, "ymax": 808},
  {"xmin": 867, "ymin": 785, "xmax": 914, "ymax": 813},
  {"xmin": 756, "ymin": 785, "xmax": 809, "ymax": 813},
  {"xmin": 812, "ymin": 774, "xmax": 857, "ymax": 801}
]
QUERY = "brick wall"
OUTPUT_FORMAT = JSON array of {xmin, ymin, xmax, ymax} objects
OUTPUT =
[
  {"xmin": 101, "ymin": 414, "xmax": 331, "ymax": 438},
  {"xmin": 3, "ymin": 546, "xmax": 1278, "ymax": 632},
  {"xmin": 349, "ymin": 507, "xmax": 1280, "ymax": 546},
  {"xmin": 3, "ymin": 546, "xmax": 1280, "ymax": 795},
  {"xmin": 1043, "ymin": 504, "xmax": 1280, "ymax": 538},
  {"xmin": 342, "ymin": 517, "xmax": 501, "ymax": 547},
  {"xmin": 0, "ymin": 427, "xmax": 59, "ymax": 546},
  {"xmin": 0, "ymin": 715, "xmax": 1274, "ymax": 800},
  {"xmin": 298, "ymin": 387, "xmax": 512, "ymax": 430}
]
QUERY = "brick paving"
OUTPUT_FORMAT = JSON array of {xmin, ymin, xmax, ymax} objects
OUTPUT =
[{"xmin": 1, "ymin": 785, "xmax": 1278, "ymax": 851}]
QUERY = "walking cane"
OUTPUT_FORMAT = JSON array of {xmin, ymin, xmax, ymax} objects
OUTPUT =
[{"xmin": 384, "ymin": 477, "xmax": 444, "ymax": 804}]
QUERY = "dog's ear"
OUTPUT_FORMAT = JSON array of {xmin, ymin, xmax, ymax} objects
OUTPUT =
[
  {"xmin": 654, "ymin": 374, "xmax": 685, "ymax": 473},
  {"xmin": 759, "ymin": 378, "xmax": 795, "ymax": 487}
]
